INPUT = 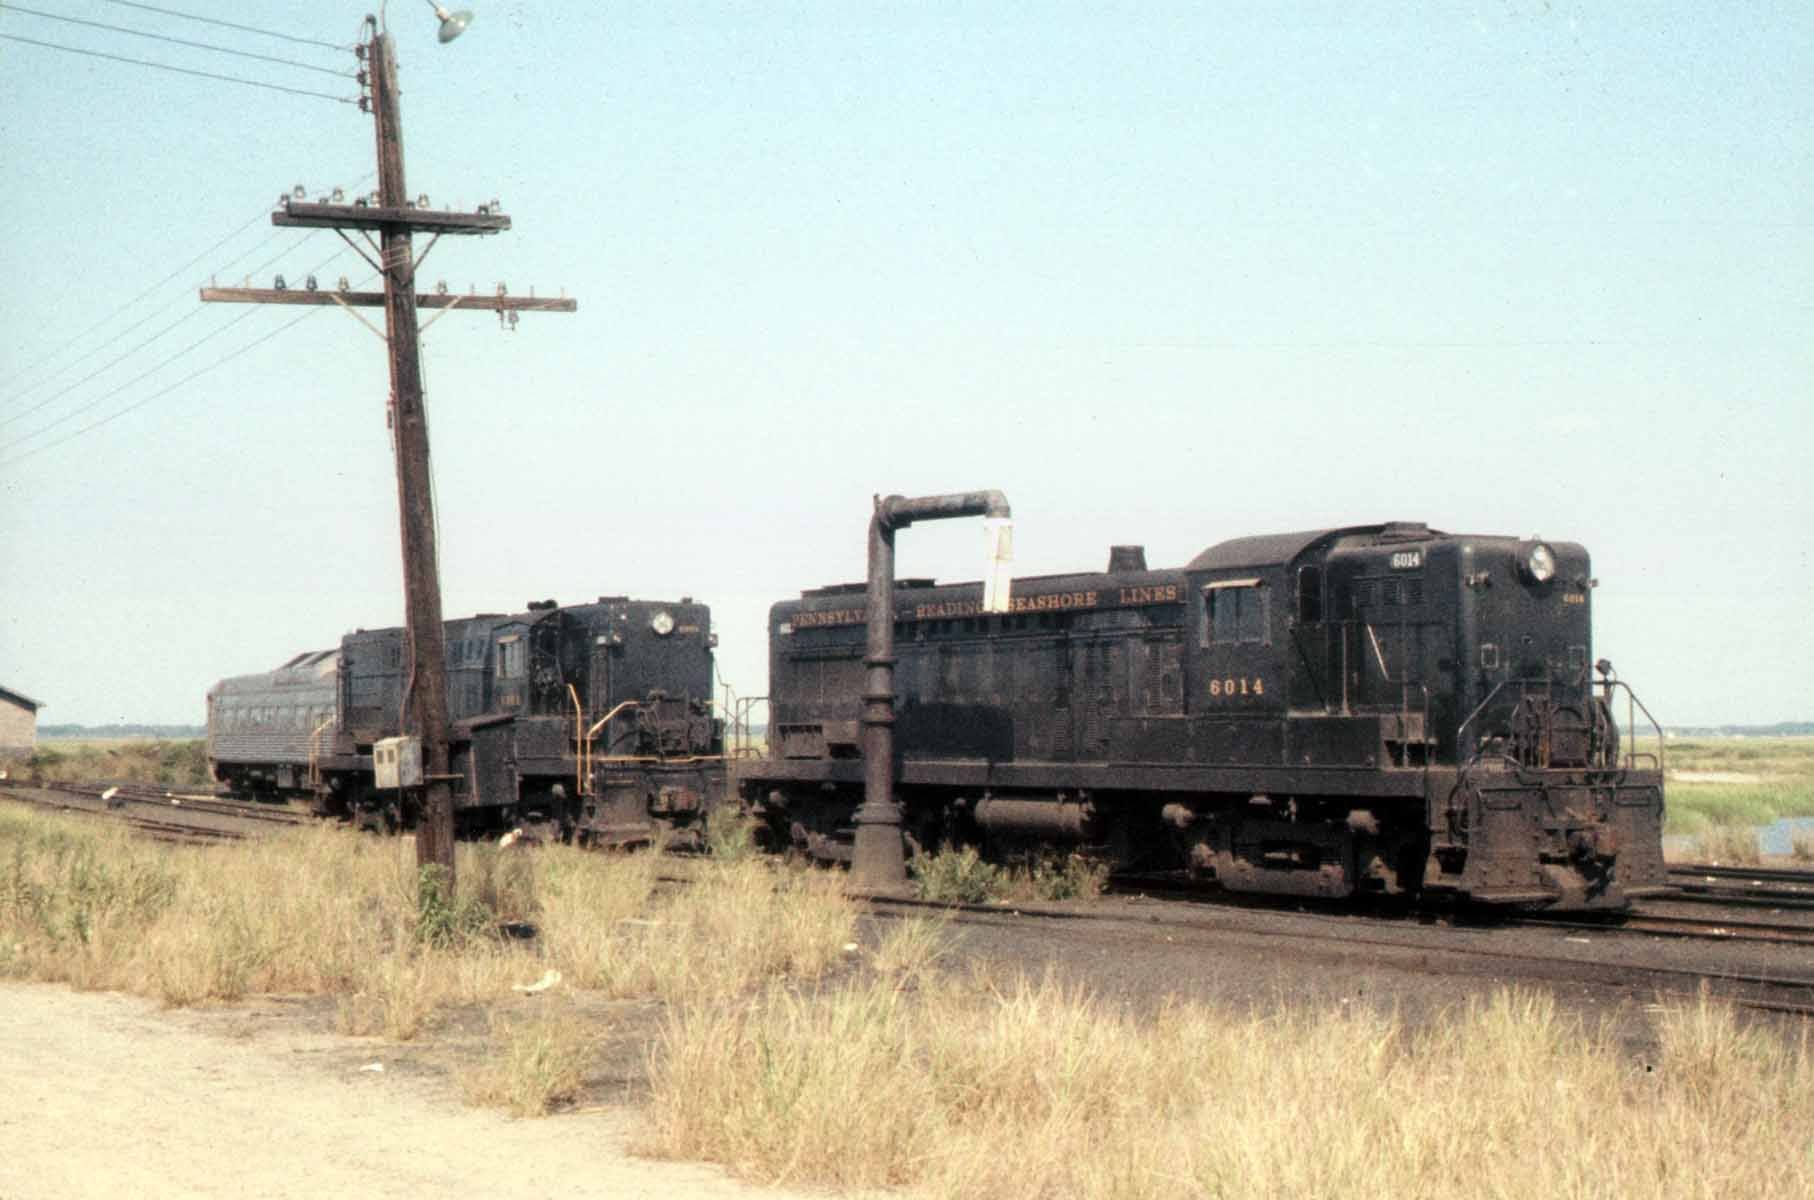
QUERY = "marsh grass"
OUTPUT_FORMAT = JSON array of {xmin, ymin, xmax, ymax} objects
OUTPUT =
[
  {"xmin": 1663, "ymin": 736, "xmax": 1814, "ymax": 774},
  {"xmin": 646, "ymin": 972, "xmax": 1814, "ymax": 1199},
  {"xmin": 1691, "ymin": 822, "xmax": 1764, "ymax": 866},
  {"xmin": 1651, "ymin": 737, "xmax": 1814, "ymax": 845}
]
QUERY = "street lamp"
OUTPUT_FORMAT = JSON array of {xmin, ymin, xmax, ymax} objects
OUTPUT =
[{"xmin": 427, "ymin": 2, "xmax": 474, "ymax": 43}]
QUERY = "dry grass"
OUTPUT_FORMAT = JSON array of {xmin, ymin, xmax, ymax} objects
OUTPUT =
[
  {"xmin": 869, "ymin": 915, "xmax": 951, "ymax": 982},
  {"xmin": 459, "ymin": 1002, "xmax": 598, "ymax": 1117},
  {"xmin": 645, "ymin": 969, "xmax": 1814, "ymax": 1200},
  {"xmin": 0, "ymin": 813, "xmax": 541, "ymax": 1033},
  {"xmin": 15, "ymin": 798, "xmax": 1807, "ymax": 1194},
  {"xmin": 542, "ymin": 854, "xmax": 856, "ymax": 1004},
  {"xmin": 0, "ymin": 807, "xmax": 858, "ymax": 1044}
]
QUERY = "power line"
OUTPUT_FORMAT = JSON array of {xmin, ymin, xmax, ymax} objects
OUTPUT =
[
  {"xmin": 0, "ymin": 4, "xmax": 354, "ymax": 77},
  {"xmin": 1, "ymin": 209, "xmax": 271, "ymax": 402},
  {"xmin": 0, "ymin": 228, "xmax": 289, "ymax": 411},
  {"xmin": 0, "ymin": 253, "xmax": 363, "ymax": 466},
  {"xmin": 0, "ymin": 307, "xmax": 262, "ymax": 453},
  {"xmin": 0, "ymin": 306, "xmax": 325, "ymax": 468},
  {"xmin": 1, "ymin": 305, "xmax": 213, "ymax": 433},
  {"xmin": 99, "ymin": 0, "xmax": 348, "ymax": 51},
  {"xmin": 2, "ymin": 178, "xmax": 374, "ymax": 405},
  {"xmin": 0, "ymin": 33, "xmax": 357, "ymax": 103},
  {"xmin": 0, "ymin": 231, "xmax": 322, "ymax": 436}
]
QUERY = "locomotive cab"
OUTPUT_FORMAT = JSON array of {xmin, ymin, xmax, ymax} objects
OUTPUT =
[{"xmin": 1165, "ymin": 522, "xmax": 1666, "ymax": 908}]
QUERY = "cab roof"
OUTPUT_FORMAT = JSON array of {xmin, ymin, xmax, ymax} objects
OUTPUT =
[{"xmin": 1186, "ymin": 523, "xmax": 1437, "ymax": 572}]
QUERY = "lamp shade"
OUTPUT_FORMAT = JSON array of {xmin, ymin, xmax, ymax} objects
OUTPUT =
[{"xmin": 433, "ymin": 6, "xmax": 473, "ymax": 42}]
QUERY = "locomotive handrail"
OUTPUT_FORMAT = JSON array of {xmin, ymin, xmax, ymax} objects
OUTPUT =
[
  {"xmin": 1454, "ymin": 676, "xmax": 1561, "ymax": 768},
  {"xmin": 567, "ymin": 685, "xmax": 588, "ymax": 798},
  {"xmin": 1454, "ymin": 679, "xmax": 1514, "ymax": 753},
  {"xmin": 586, "ymin": 700, "xmax": 642, "ymax": 739},
  {"xmin": 1603, "ymin": 679, "xmax": 1664, "ymax": 772},
  {"xmin": 728, "ymin": 695, "xmax": 770, "ymax": 759},
  {"xmin": 585, "ymin": 700, "xmax": 644, "ymax": 765},
  {"xmin": 1455, "ymin": 673, "xmax": 1659, "ymax": 779}
]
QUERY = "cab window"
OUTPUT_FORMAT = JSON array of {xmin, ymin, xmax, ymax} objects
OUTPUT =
[
  {"xmin": 1296, "ymin": 566, "xmax": 1323, "ymax": 623},
  {"xmin": 1204, "ymin": 581, "xmax": 1267, "ymax": 646}
]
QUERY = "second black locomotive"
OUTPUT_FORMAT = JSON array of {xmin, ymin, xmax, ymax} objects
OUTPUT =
[{"xmin": 208, "ymin": 595, "xmax": 724, "ymax": 846}]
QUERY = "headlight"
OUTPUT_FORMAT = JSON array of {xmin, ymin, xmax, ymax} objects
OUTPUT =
[
  {"xmin": 650, "ymin": 610, "xmax": 675, "ymax": 636},
  {"xmin": 1519, "ymin": 541, "xmax": 1557, "ymax": 584}
]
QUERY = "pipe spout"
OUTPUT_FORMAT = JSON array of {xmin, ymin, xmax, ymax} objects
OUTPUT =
[{"xmin": 876, "ymin": 489, "xmax": 1011, "ymax": 531}]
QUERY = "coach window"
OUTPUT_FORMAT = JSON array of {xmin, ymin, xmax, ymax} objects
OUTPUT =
[
  {"xmin": 497, "ymin": 636, "xmax": 525, "ymax": 680},
  {"xmin": 1203, "ymin": 579, "xmax": 1267, "ymax": 646}
]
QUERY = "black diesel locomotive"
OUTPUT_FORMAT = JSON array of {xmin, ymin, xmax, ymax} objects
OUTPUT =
[
  {"xmin": 207, "ymin": 596, "xmax": 724, "ymax": 845},
  {"xmin": 740, "ymin": 522, "xmax": 1667, "ymax": 910}
]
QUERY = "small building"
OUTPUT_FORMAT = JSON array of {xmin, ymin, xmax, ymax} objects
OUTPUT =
[{"xmin": 0, "ymin": 686, "xmax": 43, "ymax": 753}]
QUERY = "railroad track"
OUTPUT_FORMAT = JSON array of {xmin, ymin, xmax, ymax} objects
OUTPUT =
[
  {"xmin": 1665, "ymin": 863, "xmax": 1814, "ymax": 915},
  {"xmin": 1105, "ymin": 866, "xmax": 1814, "ymax": 949},
  {"xmin": 1085, "ymin": 870, "xmax": 1814, "ymax": 1011},
  {"xmin": 1671, "ymin": 862, "xmax": 1814, "ymax": 887},
  {"xmin": 1529, "ymin": 909, "xmax": 1814, "ymax": 950},
  {"xmin": 855, "ymin": 887, "xmax": 1814, "ymax": 1019},
  {"xmin": 1665, "ymin": 883, "xmax": 1814, "ymax": 912},
  {"xmin": 0, "ymin": 778, "xmax": 307, "ymax": 843},
  {"xmin": 38, "ymin": 780, "xmax": 310, "ymax": 826},
  {"xmin": 0, "ymin": 782, "xmax": 246, "ymax": 845}
]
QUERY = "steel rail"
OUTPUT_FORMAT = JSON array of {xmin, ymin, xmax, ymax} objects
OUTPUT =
[
  {"xmin": 1670, "ymin": 863, "xmax": 1814, "ymax": 887},
  {"xmin": 848, "ymin": 889, "xmax": 1814, "ymax": 1018}
]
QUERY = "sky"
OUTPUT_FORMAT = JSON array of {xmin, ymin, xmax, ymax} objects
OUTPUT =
[{"xmin": 1, "ymin": 1, "xmax": 1809, "ymax": 728}]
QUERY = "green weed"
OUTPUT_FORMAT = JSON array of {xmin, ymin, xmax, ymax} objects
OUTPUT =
[
  {"xmin": 704, "ymin": 804, "xmax": 760, "ymax": 862},
  {"xmin": 909, "ymin": 845, "xmax": 1003, "ymax": 903}
]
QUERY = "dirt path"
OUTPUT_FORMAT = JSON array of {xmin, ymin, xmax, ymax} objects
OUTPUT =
[{"xmin": 0, "ymin": 982, "xmax": 818, "ymax": 1200}]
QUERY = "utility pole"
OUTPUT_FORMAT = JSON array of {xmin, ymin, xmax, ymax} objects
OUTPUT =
[{"xmin": 203, "ymin": 10, "xmax": 574, "ymax": 886}]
